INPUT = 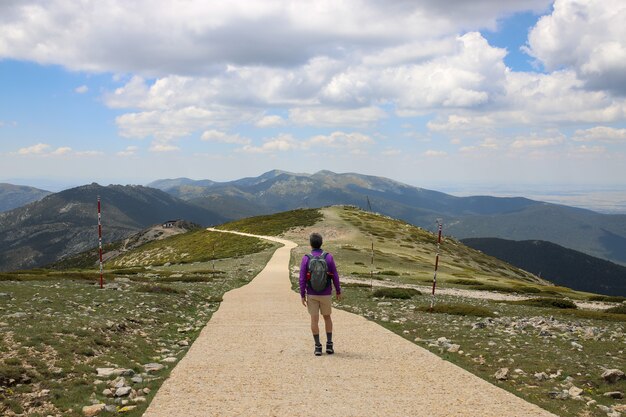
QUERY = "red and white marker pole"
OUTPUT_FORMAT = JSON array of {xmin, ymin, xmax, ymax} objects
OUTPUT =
[
  {"xmin": 98, "ymin": 196, "xmax": 104, "ymax": 289},
  {"xmin": 430, "ymin": 220, "xmax": 443, "ymax": 309}
]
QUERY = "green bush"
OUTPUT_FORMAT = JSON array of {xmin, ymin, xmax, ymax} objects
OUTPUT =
[
  {"xmin": 588, "ymin": 295, "xmax": 626, "ymax": 303},
  {"xmin": 379, "ymin": 270, "xmax": 400, "ymax": 276},
  {"xmin": 135, "ymin": 285, "xmax": 185, "ymax": 295},
  {"xmin": 605, "ymin": 304, "xmax": 626, "ymax": 315},
  {"xmin": 372, "ymin": 287, "xmax": 421, "ymax": 299},
  {"xmin": 342, "ymin": 282, "xmax": 371, "ymax": 288},
  {"xmin": 449, "ymin": 278, "xmax": 481, "ymax": 286},
  {"xmin": 514, "ymin": 297, "xmax": 577, "ymax": 309},
  {"xmin": 418, "ymin": 304, "xmax": 495, "ymax": 317}
]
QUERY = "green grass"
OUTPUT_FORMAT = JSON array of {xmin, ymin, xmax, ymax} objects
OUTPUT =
[
  {"xmin": 372, "ymin": 287, "xmax": 421, "ymax": 299},
  {"xmin": 110, "ymin": 229, "xmax": 271, "ymax": 267},
  {"xmin": 135, "ymin": 284, "xmax": 186, "ymax": 294},
  {"xmin": 418, "ymin": 303, "xmax": 495, "ymax": 317},
  {"xmin": 587, "ymin": 295, "xmax": 626, "ymax": 303},
  {"xmin": 217, "ymin": 208, "xmax": 322, "ymax": 236},
  {"xmin": 0, "ymin": 243, "xmax": 278, "ymax": 417}
]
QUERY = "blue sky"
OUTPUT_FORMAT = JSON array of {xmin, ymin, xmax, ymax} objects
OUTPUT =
[{"xmin": 1, "ymin": 0, "xmax": 626, "ymax": 194}]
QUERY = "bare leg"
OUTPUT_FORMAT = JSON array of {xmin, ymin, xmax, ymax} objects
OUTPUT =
[
  {"xmin": 323, "ymin": 314, "xmax": 333, "ymax": 334},
  {"xmin": 310, "ymin": 314, "xmax": 320, "ymax": 336}
]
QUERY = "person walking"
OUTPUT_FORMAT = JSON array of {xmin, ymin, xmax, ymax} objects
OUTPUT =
[{"xmin": 300, "ymin": 232, "xmax": 342, "ymax": 356}]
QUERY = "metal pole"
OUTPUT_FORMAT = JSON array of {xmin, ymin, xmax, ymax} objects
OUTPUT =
[
  {"xmin": 370, "ymin": 241, "xmax": 374, "ymax": 290},
  {"xmin": 98, "ymin": 196, "xmax": 104, "ymax": 289},
  {"xmin": 430, "ymin": 220, "xmax": 443, "ymax": 309}
]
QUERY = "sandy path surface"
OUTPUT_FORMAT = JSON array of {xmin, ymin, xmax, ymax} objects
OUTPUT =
[{"xmin": 144, "ymin": 230, "xmax": 557, "ymax": 417}]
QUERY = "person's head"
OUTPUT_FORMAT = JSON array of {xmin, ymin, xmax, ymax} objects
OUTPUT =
[{"xmin": 309, "ymin": 232, "xmax": 323, "ymax": 249}]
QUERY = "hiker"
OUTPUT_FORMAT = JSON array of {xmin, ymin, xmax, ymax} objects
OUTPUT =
[{"xmin": 300, "ymin": 232, "xmax": 342, "ymax": 356}]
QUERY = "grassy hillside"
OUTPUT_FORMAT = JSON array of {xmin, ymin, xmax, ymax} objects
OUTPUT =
[{"xmin": 0, "ymin": 226, "xmax": 278, "ymax": 416}]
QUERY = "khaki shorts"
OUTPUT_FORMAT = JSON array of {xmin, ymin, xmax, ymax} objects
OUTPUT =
[{"xmin": 307, "ymin": 295, "xmax": 332, "ymax": 316}]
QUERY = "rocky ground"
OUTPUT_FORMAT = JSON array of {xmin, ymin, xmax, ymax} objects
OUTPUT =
[
  {"xmin": 325, "ymin": 276, "xmax": 626, "ymax": 417},
  {"xmin": 0, "ymin": 248, "xmax": 275, "ymax": 417}
]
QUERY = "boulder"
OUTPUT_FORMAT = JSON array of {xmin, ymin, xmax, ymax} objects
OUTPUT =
[
  {"xmin": 82, "ymin": 404, "xmax": 105, "ymax": 417},
  {"xmin": 115, "ymin": 386, "xmax": 132, "ymax": 397},
  {"xmin": 144, "ymin": 363, "xmax": 165, "ymax": 373},
  {"xmin": 568, "ymin": 386, "xmax": 583, "ymax": 397},
  {"xmin": 495, "ymin": 368, "xmax": 509, "ymax": 381},
  {"xmin": 602, "ymin": 369, "xmax": 625, "ymax": 384},
  {"xmin": 604, "ymin": 391, "xmax": 624, "ymax": 399}
]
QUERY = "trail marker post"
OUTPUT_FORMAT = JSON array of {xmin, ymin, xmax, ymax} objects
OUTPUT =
[
  {"xmin": 430, "ymin": 220, "xmax": 443, "ymax": 310},
  {"xmin": 370, "ymin": 241, "xmax": 374, "ymax": 290},
  {"xmin": 97, "ymin": 196, "xmax": 104, "ymax": 289}
]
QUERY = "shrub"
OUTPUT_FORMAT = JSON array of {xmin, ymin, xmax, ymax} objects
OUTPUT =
[
  {"xmin": 419, "ymin": 304, "xmax": 495, "ymax": 317},
  {"xmin": 449, "ymin": 278, "xmax": 481, "ymax": 286},
  {"xmin": 342, "ymin": 282, "xmax": 371, "ymax": 288},
  {"xmin": 372, "ymin": 287, "xmax": 421, "ymax": 299},
  {"xmin": 135, "ymin": 285, "xmax": 185, "ymax": 294},
  {"xmin": 379, "ymin": 270, "xmax": 400, "ymax": 276},
  {"xmin": 588, "ymin": 295, "xmax": 626, "ymax": 303},
  {"xmin": 605, "ymin": 304, "xmax": 626, "ymax": 315},
  {"xmin": 515, "ymin": 297, "xmax": 577, "ymax": 309}
]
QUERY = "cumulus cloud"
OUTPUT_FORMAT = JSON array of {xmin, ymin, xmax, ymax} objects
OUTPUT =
[
  {"xmin": 424, "ymin": 150, "xmax": 447, "ymax": 157},
  {"xmin": 117, "ymin": 146, "xmax": 139, "ymax": 157},
  {"xmin": 201, "ymin": 130, "xmax": 250, "ymax": 145},
  {"xmin": 149, "ymin": 143, "xmax": 180, "ymax": 152},
  {"xmin": 18, "ymin": 143, "xmax": 50, "ymax": 155},
  {"xmin": 0, "ymin": 1, "xmax": 549, "ymax": 76},
  {"xmin": 525, "ymin": 0, "xmax": 626, "ymax": 95},
  {"xmin": 51, "ymin": 146, "xmax": 72, "ymax": 155},
  {"xmin": 510, "ymin": 132, "xmax": 565, "ymax": 149},
  {"xmin": 289, "ymin": 107, "xmax": 386, "ymax": 127},
  {"xmin": 75, "ymin": 85, "xmax": 88, "ymax": 94},
  {"xmin": 240, "ymin": 134, "xmax": 300, "ymax": 153},
  {"xmin": 573, "ymin": 126, "xmax": 626, "ymax": 142},
  {"xmin": 255, "ymin": 115, "xmax": 286, "ymax": 128}
]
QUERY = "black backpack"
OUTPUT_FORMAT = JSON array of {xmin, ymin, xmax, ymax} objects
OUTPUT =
[{"xmin": 306, "ymin": 252, "xmax": 330, "ymax": 291}]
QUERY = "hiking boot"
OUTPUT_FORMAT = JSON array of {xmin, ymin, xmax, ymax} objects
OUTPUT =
[
  {"xmin": 314, "ymin": 344, "xmax": 323, "ymax": 356},
  {"xmin": 326, "ymin": 341, "xmax": 334, "ymax": 355}
]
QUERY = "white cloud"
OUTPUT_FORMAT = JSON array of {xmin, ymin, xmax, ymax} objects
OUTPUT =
[
  {"xmin": 0, "ymin": 1, "xmax": 550, "ymax": 76},
  {"xmin": 255, "ymin": 115, "xmax": 286, "ymax": 128},
  {"xmin": 74, "ymin": 150, "xmax": 104, "ymax": 157},
  {"xmin": 289, "ymin": 107, "xmax": 386, "ymax": 127},
  {"xmin": 510, "ymin": 132, "xmax": 565, "ymax": 149},
  {"xmin": 75, "ymin": 85, "xmax": 88, "ymax": 94},
  {"xmin": 51, "ymin": 146, "xmax": 72, "ymax": 155},
  {"xmin": 525, "ymin": 0, "xmax": 626, "ymax": 95},
  {"xmin": 573, "ymin": 126, "xmax": 626, "ymax": 142},
  {"xmin": 149, "ymin": 143, "xmax": 180, "ymax": 153},
  {"xmin": 240, "ymin": 134, "xmax": 300, "ymax": 153},
  {"xmin": 424, "ymin": 150, "xmax": 447, "ymax": 157},
  {"xmin": 309, "ymin": 132, "xmax": 374, "ymax": 150},
  {"xmin": 18, "ymin": 143, "xmax": 50, "ymax": 155},
  {"xmin": 117, "ymin": 146, "xmax": 139, "ymax": 157},
  {"xmin": 201, "ymin": 130, "xmax": 250, "ymax": 145}
]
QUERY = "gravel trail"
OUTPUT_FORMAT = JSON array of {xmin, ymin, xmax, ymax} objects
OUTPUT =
[{"xmin": 143, "ymin": 230, "xmax": 557, "ymax": 417}]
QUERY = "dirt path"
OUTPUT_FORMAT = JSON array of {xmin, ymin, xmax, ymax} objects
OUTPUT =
[{"xmin": 143, "ymin": 230, "xmax": 558, "ymax": 417}]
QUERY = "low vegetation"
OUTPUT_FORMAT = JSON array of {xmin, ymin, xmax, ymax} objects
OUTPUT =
[
  {"xmin": 217, "ymin": 208, "xmax": 322, "ymax": 236},
  {"xmin": 418, "ymin": 303, "xmax": 496, "ymax": 317},
  {"xmin": 372, "ymin": 287, "xmax": 421, "ymax": 299},
  {"xmin": 0, "ymin": 232, "xmax": 279, "ymax": 416},
  {"xmin": 511, "ymin": 297, "xmax": 578, "ymax": 309}
]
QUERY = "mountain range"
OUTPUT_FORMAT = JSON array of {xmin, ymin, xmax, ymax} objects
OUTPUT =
[
  {"xmin": 0, "ymin": 183, "xmax": 223, "ymax": 271},
  {"xmin": 1, "ymin": 170, "xmax": 625, "ymax": 273},
  {"xmin": 0, "ymin": 183, "xmax": 51, "ymax": 212},
  {"xmin": 148, "ymin": 170, "xmax": 626, "ymax": 266},
  {"xmin": 462, "ymin": 238, "xmax": 626, "ymax": 296}
]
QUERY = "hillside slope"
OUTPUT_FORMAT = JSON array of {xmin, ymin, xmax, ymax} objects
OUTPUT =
[
  {"xmin": 149, "ymin": 170, "xmax": 626, "ymax": 266},
  {"xmin": 0, "ymin": 184, "xmax": 225, "ymax": 271},
  {"xmin": 0, "ymin": 183, "xmax": 51, "ymax": 212},
  {"xmin": 462, "ymin": 238, "xmax": 626, "ymax": 296}
]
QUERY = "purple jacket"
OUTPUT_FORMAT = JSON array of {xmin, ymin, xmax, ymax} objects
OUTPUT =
[{"xmin": 299, "ymin": 249, "xmax": 341, "ymax": 298}]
